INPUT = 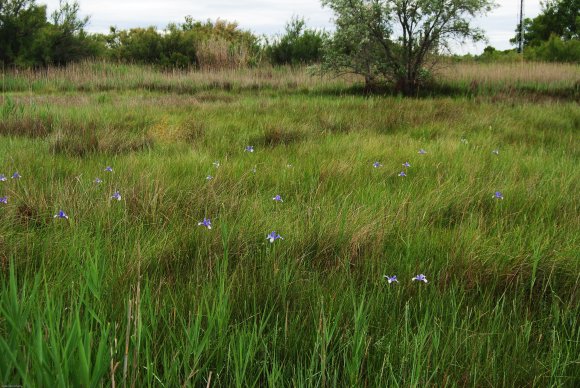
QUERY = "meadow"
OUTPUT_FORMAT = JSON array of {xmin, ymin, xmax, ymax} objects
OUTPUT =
[{"xmin": 0, "ymin": 61, "xmax": 579, "ymax": 386}]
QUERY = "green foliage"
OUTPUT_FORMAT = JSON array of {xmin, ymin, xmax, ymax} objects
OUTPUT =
[
  {"xmin": 0, "ymin": 0, "xmax": 48, "ymax": 66},
  {"xmin": 267, "ymin": 17, "xmax": 325, "ymax": 65},
  {"xmin": 511, "ymin": 0, "xmax": 579, "ymax": 47},
  {"xmin": 320, "ymin": 0, "xmax": 496, "ymax": 94},
  {"xmin": 473, "ymin": 46, "xmax": 523, "ymax": 63},
  {"xmin": 103, "ymin": 18, "xmax": 260, "ymax": 69},
  {"xmin": 0, "ymin": 0, "xmax": 101, "ymax": 66},
  {"xmin": 526, "ymin": 34, "xmax": 580, "ymax": 62}
]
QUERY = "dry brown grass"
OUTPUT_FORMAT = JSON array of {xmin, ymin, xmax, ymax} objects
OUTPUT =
[
  {"xmin": 196, "ymin": 38, "xmax": 251, "ymax": 70},
  {"xmin": 1, "ymin": 61, "xmax": 349, "ymax": 93},
  {"xmin": 437, "ymin": 61, "xmax": 580, "ymax": 87},
  {"xmin": 1, "ymin": 60, "xmax": 577, "ymax": 95}
]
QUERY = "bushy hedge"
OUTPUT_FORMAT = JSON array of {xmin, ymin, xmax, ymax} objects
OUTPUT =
[{"xmin": 266, "ymin": 17, "xmax": 325, "ymax": 65}]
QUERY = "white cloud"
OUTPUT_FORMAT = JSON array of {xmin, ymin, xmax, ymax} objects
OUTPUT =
[{"xmin": 39, "ymin": 0, "xmax": 544, "ymax": 54}]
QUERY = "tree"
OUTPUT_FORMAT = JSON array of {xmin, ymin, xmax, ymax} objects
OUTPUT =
[
  {"xmin": 267, "ymin": 17, "xmax": 326, "ymax": 65},
  {"xmin": 39, "ymin": 0, "xmax": 100, "ymax": 65},
  {"xmin": 320, "ymin": 0, "xmax": 496, "ymax": 94},
  {"xmin": 511, "ymin": 0, "xmax": 579, "ymax": 48},
  {"xmin": 0, "ymin": 0, "xmax": 100, "ymax": 66},
  {"xmin": 0, "ymin": 0, "xmax": 47, "ymax": 66}
]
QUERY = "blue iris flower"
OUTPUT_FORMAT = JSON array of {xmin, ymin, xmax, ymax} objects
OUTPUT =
[
  {"xmin": 54, "ymin": 210, "xmax": 69, "ymax": 219},
  {"xmin": 412, "ymin": 274, "xmax": 428, "ymax": 283},
  {"xmin": 267, "ymin": 231, "xmax": 283, "ymax": 243},
  {"xmin": 198, "ymin": 218, "xmax": 212, "ymax": 229}
]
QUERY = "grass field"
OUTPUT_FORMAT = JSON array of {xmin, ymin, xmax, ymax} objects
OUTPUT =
[{"xmin": 0, "ymin": 62, "xmax": 579, "ymax": 386}]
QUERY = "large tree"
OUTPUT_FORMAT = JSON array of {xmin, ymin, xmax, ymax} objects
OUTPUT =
[{"xmin": 320, "ymin": 0, "xmax": 496, "ymax": 94}]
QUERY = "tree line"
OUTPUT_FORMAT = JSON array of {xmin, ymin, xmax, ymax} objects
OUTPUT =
[
  {"xmin": 1, "ymin": 0, "xmax": 578, "ymax": 94},
  {"xmin": 475, "ymin": 0, "xmax": 579, "ymax": 63},
  {"xmin": 0, "ymin": 0, "xmax": 325, "ymax": 68}
]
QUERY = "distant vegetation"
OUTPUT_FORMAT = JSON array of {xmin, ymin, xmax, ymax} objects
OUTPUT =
[
  {"xmin": 464, "ymin": 0, "xmax": 580, "ymax": 63},
  {"xmin": 1, "ymin": 0, "xmax": 578, "ymax": 75}
]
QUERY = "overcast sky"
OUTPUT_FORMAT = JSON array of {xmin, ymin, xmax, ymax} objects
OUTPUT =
[{"xmin": 40, "ymin": 0, "xmax": 543, "ymax": 54}]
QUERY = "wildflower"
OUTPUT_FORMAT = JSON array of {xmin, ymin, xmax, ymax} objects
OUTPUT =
[
  {"xmin": 273, "ymin": 195, "xmax": 283, "ymax": 202},
  {"xmin": 412, "ymin": 274, "xmax": 428, "ymax": 283},
  {"xmin": 492, "ymin": 149, "xmax": 499, "ymax": 155},
  {"xmin": 105, "ymin": 166, "xmax": 113, "ymax": 172},
  {"xmin": 198, "ymin": 218, "xmax": 212, "ymax": 229},
  {"xmin": 111, "ymin": 191, "xmax": 122, "ymax": 201},
  {"xmin": 0, "ymin": 196, "xmax": 7, "ymax": 204},
  {"xmin": 494, "ymin": 191, "xmax": 504, "ymax": 200},
  {"xmin": 206, "ymin": 175, "xmax": 213, "ymax": 181},
  {"xmin": 0, "ymin": 174, "xmax": 6, "ymax": 182},
  {"xmin": 245, "ymin": 146, "xmax": 254, "ymax": 153},
  {"xmin": 418, "ymin": 149, "xmax": 427, "ymax": 155},
  {"xmin": 213, "ymin": 161, "xmax": 220, "ymax": 168},
  {"xmin": 251, "ymin": 166, "xmax": 257, "ymax": 173},
  {"xmin": 94, "ymin": 178, "xmax": 103, "ymax": 184},
  {"xmin": 398, "ymin": 171, "xmax": 407, "ymax": 177},
  {"xmin": 461, "ymin": 138, "xmax": 468, "ymax": 144},
  {"xmin": 384, "ymin": 275, "xmax": 398, "ymax": 284},
  {"xmin": 286, "ymin": 164, "xmax": 293, "ymax": 168},
  {"xmin": 54, "ymin": 210, "xmax": 69, "ymax": 219},
  {"xmin": 267, "ymin": 231, "xmax": 283, "ymax": 243},
  {"xmin": 11, "ymin": 172, "xmax": 21, "ymax": 179},
  {"xmin": 402, "ymin": 162, "xmax": 411, "ymax": 168},
  {"xmin": 373, "ymin": 161, "xmax": 382, "ymax": 168}
]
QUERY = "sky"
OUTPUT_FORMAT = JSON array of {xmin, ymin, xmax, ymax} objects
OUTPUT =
[{"xmin": 40, "ymin": 0, "xmax": 543, "ymax": 54}]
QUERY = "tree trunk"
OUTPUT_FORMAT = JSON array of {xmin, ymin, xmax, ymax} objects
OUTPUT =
[{"xmin": 364, "ymin": 74, "xmax": 377, "ymax": 93}]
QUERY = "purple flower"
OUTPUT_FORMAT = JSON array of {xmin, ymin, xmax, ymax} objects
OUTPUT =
[
  {"xmin": 267, "ymin": 231, "xmax": 283, "ymax": 243},
  {"xmin": 0, "ymin": 196, "xmax": 7, "ymax": 204},
  {"xmin": 418, "ymin": 149, "xmax": 427, "ymax": 155},
  {"xmin": 494, "ymin": 191, "xmax": 504, "ymax": 200},
  {"xmin": 11, "ymin": 172, "xmax": 21, "ymax": 179},
  {"xmin": 111, "ymin": 191, "xmax": 122, "ymax": 201},
  {"xmin": 273, "ymin": 195, "xmax": 283, "ymax": 202},
  {"xmin": 213, "ymin": 161, "xmax": 220, "ymax": 168},
  {"xmin": 373, "ymin": 161, "xmax": 382, "ymax": 168},
  {"xmin": 198, "ymin": 218, "xmax": 212, "ymax": 229},
  {"xmin": 245, "ymin": 145, "xmax": 254, "ymax": 153},
  {"xmin": 105, "ymin": 166, "xmax": 113, "ymax": 172},
  {"xmin": 206, "ymin": 175, "xmax": 213, "ymax": 181},
  {"xmin": 0, "ymin": 174, "xmax": 6, "ymax": 182},
  {"xmin": 492, "ymin": 149, "xmax": 500, "ymax": 155},
  {"xmin": 412, "ymin": 274, "xmax": 428, "ymax": 283},
  {"xmin": 94, "ymin": 178, "xmax": 103, "ymax": 184},
  {"xmin": 384, "ymin": 275, "xmax": 398, "ymax": 284},
  {"xmin": 54, "ymin": 210, "xmax": 69, "ymax": 219},
  {"xmin": 402, "ymin": 162, "xmax": 411, "ymax": 168},
  {"xmin": 398, "ymin": 171, "xmax": 407, "ymax": 177}
]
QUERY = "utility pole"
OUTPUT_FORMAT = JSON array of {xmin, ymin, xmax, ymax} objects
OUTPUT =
[{"xmin": 518, "ymin": 0, "xmax": 525, "ymax": 54}]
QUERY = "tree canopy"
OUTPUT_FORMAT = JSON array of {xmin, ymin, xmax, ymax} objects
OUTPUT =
[
  {"xmin": 320, "ymin": 0, "xmax": 496, "ymax": 94},
  {"xmin": 511, "ymin": 0, "xmax": 579, "ymax": 47}
]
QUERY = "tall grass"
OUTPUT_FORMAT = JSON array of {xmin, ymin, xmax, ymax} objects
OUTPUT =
[
  {"xmin": 1, "ymin": 60, "xmax": 578, "ymax": 96},
  {"xmin": 438, "ymin": 61, "xmax": 580, "ymax": 96},
  {"xmin": 0, "ymin": 64, "xmax": 579, "ymax": 385}
]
